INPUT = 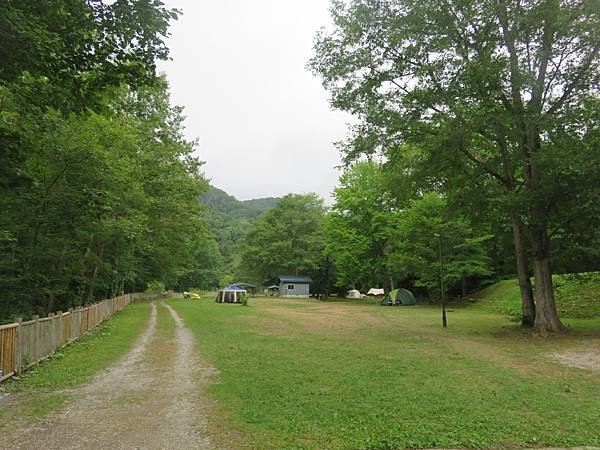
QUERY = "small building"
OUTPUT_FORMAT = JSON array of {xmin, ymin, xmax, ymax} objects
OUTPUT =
[{"xmin": 277, "ymin": 275, "xmax": 312, "ymax": 297}]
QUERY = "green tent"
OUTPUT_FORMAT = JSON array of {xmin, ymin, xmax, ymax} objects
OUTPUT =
[{"xmin": 381, "ymin": 288, "xmax": 416, "ymax": 306}]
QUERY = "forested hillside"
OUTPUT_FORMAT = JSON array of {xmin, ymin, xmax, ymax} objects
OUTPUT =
[
  {"xmin": 201, "ymin": 186, "xmax": 278, "ymax": 284},
  {"xmin": 202, "ymin": 186, "xmax": 278, "ymax": 220}
]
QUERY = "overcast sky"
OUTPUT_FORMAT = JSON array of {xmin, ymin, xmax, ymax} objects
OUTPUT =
[{"xmin": 157, "ymin": 0, "xmax": 350, "ymax": 201}]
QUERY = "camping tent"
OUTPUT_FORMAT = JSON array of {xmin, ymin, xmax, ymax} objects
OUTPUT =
[
  {"xmin": 367, "ymin": 288, "xmax": 385, "ymax": 296},
  {"xmin": 346, "ymin": 289, "xmax": 362, "ymax": 299},
  {"xmin": 381, "ymin": 288, "xmax": 417, "ymax": 306},
  {"xmin": 216, "ymin": 285, "xmax": 247, "ymax": 304}
]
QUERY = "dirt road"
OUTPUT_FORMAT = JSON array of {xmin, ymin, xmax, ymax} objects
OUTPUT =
[{"xmin": 2, "ymin": 302, "xmax": 214, "ymax": 450}]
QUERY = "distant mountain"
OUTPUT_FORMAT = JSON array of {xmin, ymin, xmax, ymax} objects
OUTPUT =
[
  {"xmin": 241, "ymin": 196, "xmax": 279, "ymax": 213},
  {"xmin": 201, "ymin": 186, "xmax": 280, "ymax": 277},
  {"xmin": 202, "ymin": 186, "xmax": 278, "ymax": 220}
]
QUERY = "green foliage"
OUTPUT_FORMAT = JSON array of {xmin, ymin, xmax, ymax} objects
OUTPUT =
[
  {"xmin": 326, "ymin": 161, "xmax": 396, "ymax": 290},
  {"xmin": 0, "ymin": 0, "xmax": 177, "ymax": 111},
  {"xmin": 0, "ymin": 3, "xmax": 218, "ymax": 319},
  {"xmin": 201, "ymin": 186, "xmax": 279, "ymax": 285},
  {"xmin": 0, "ymin": 79, "xmax": 214, "ymax": 320},
  {"xmin": 326, "ymin": 162, "xmax": 491, "ymax": 297},
  {"xmin": 219, "ymin": 274, "xmax": 236, "ymax": 288},
  {"xmin": 202, "ymin": 187, "xmax": 278, "ymax": 221},
  {"xmin": 311, "ymin": 0, "xmax": 600, "ymax": 330},
  {"xmin": 391, "ymin": 193, "xmax": 492, "ymax": 295},
  {"xmin": 145, "ymin": 281, "xmax": 165, "ymax": 294},
  {"xmin": 240, "ymin": 194, "xmax": 327, "ymax": 283}
]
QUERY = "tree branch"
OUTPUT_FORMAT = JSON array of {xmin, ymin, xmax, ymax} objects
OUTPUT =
[
  {"xmin": 458, "ymin": 145, "xmax": 510, "ymax": 188},
  {"xmin": 545, "ymin": 44, "xmax": 600, "ymax": 116}
]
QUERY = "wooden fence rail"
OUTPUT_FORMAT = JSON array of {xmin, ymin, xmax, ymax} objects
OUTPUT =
[{"xmin": 0, "ymin": 292, "xmax": 175, "ymax": 383}]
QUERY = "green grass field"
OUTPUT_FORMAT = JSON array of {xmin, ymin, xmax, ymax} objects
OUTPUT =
[
  {"xmin": 1, "ymin": 284, "xmax": 597, "ymax": 449},
  {"xmin": 172, "ymin": 295, "xmax": 600, "ymax": 449},
  {"xmin": 0, "ymin": 302, "xmax": 151, "ymax": 425}
]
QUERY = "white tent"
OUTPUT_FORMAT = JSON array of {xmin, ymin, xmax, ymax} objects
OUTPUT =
[
  {"xmin": 346, "ymin": 289, "xmax": 362, "ymax": 299},
  {"xmin": 216, "ymin": 286, "xmax": 247, "ymax": 303},
  {"xmin": 367, "ymin": 288, "xmax": 385, "ymax": 296}
]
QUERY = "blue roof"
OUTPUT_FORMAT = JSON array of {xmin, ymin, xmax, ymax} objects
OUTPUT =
[
  {"xmin": 278, "ymin": 275, "xmax": 312, "ymax": 284},
  {"xmin": 224, "ymin": 285, "xmax": 246, "ymax": 291}
]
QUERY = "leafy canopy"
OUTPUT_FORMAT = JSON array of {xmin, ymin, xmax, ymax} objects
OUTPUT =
[{"xmin": 240, "ymin": 194, "xmax": 326, "ymax": 283}]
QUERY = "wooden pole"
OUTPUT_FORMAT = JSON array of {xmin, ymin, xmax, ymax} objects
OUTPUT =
[{"xmin": 15, "ymin": 318, "xmax": 22, "ymax": 374}]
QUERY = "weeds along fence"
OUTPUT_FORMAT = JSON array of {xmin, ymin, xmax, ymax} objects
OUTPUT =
[{"xmin": 0, "ymin": 292, "xmax": 174, "ymax": 383}]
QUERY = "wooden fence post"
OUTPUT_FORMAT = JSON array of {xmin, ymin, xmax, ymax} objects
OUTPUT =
[
  {"xmin": 15, "ymin": 318, "xmax": 22, "ymax": 375},
  {"xmin": 56, "ymin": 311, "xmax": 62, "ymax": 350},
  {"xmin": 48, "ymin": 313, "xmax": 55, "ymax": 354},
  {"xmin": 67, "ymin": 311, "xmax": 72, "ymax": 345},
  {"xmin": 32, "ymin": 315, "xmax": 40, "ymax": 364}
]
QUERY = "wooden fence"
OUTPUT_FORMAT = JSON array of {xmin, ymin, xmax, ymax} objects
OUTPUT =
[{"xmin": 0, "ymin": 292, "xmax": 174, "ymax": 383}]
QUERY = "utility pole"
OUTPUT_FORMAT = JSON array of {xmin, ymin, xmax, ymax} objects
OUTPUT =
[{"xmin": 434, "ymin": 233, "xmax": 447, "ymax": 328}]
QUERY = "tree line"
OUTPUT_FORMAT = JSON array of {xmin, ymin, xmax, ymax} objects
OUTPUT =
[
  {"xmin": 0, "ymin": 1, "xmax": 218, "ymax": 321},
  {"xmin": 239, "ymin": 0, "xmax": 599, "ymax": 336},
  {"xmin": 237, "ymin": 168, "xmax": 494, "ymax": 301},
  {"xmin": 2, "ymin": 1, "xmax": 598, "ymax": 337},
  {"xmin": 307, "ymin": 0, "xmax": 600, "ymax": 335}
]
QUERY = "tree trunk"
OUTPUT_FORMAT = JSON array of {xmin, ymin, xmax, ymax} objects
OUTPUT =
[
  {"xmin": 382, "ymin": 277, "xmax": 391, "ymax": 296},
  {"xmin": 512, "ymin": 217, "xmax": 535, "ymax": 327},
  {"xmin": 85, "ymin": 244, "xmax": 104, "ymax": 304},
  {"xmin": 47, "ymin": 291, "xmax": 55, "ymax": 315},
  {"xmin": 86, "ymin": 264, "xmax": 98, "ymax": 304},
  {"xmin": 531, "ymin": 227, "xmax": 564, "ymax": 335},
  {"xmin": 461, "ymin": 275, "xmax": 467, "ymax": 298}
]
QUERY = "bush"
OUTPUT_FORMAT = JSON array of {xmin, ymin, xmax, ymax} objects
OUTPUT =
[{"xmin": 145, "ymin": 280, "xmax": 165, "ymax": 293}]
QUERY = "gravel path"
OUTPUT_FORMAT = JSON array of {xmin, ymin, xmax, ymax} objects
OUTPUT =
[
  {"xmin": 549, "ymin": 338, "xmax": 600, "ymax": 372},
  {"xmin": 2, "ymin": 302, "xmax": 213, "ymax": 450}
]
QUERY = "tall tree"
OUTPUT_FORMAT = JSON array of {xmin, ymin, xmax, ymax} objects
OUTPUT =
[
  {"xmin": 311, "ymin": 0, "xmax": 600, "ymax": 334},
  {"xmin": 0, "ymin": 1, "xmax": 222, "ymax": 322},
  {"xmin": 390, "ymin": 193, "xmax": 492, "ymax": 296},
  {"xmin": 0, "ymin": 0, "xmax": 177, "ymax": 111},
  {"xmin": 240, "ymin": 194, "xmax": 326, "ymax": 283},
  {"xmin": 326, "ymin": 161, "xmax": 396, "ymax": 291},
  {"xmin": 0, "ymin": 78, "xmax": 211, "ymax": 320}
]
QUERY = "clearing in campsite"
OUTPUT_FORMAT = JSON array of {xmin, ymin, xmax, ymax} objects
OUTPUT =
[{"xmin": 1, "ymin": 295, "xmax": 599, "ymax": 449}]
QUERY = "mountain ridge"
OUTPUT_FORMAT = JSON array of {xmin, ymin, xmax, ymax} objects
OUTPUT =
[
  {"xmin": 200, "ymin": 186, "xmax": 279, "ymax": 281},
  {"xmin": 202, "ymin": 186, "xmax": 279, "ymax": 220}
]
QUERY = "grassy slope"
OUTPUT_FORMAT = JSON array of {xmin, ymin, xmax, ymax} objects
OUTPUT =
[
  {"xmin": 0, "ymin": 302, "xmax": 151, "ymax": 424},
  {"xmin": 469, "ymin": 273, "xmax": 600, "ymax": 320},
  {"xmin": 173, "ymin": 298, "xmax": 600, "ymax": 449}
]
